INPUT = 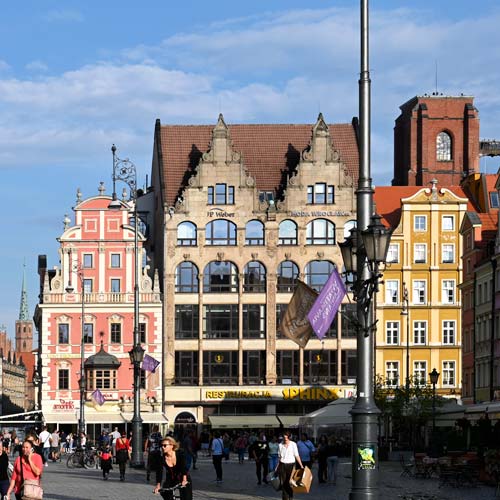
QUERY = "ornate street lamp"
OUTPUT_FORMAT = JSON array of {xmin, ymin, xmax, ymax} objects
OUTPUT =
[
  {"xmin": 429, "ymin": 368, "xmax": 440, "ymax": 435},
  {"xmin": 340, "ymin": 214, "xmax": 392, "ymax": 500},
  {"xmin": 66, "ymin": 265, "xmax": 86, "ymax": 449},
  {"xmin": 109, "ymin": 144, "xmax": 144, "ymax": 468}
]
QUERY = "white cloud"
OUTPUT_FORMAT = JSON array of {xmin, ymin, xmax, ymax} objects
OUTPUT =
[
  {"xmin": 25, "ymin": 60, "xmax": 49, "ymax": 72},
  {"xmin": 44, "ymin": 9, "xmax": 84, "ymax": 23},
  {"xmin": 0, "ymin": 60, "xmax": 10, "ymax": 72}
]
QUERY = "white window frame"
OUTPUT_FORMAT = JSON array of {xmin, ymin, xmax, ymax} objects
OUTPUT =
[
  {"xmin": 442, "ymin": 361, "xmax": 455, "ymax": 387},
  {"xmin": 442, "ymin": 280, "xmax": 455, "ymax": 304},
  {"xmin": 386, "ymin": 244, "xmax": 399, "ymax": 263},
  {"xmin": 413, "ymin": 320, "xmax": 427, "ymax": 345},
  {"xmin": 412, "ymin": 280, "xmax": 427, "ymax": 304},
  {"xmin": 414, "ymin": 215, "xmax": 427, "ymax": 231},
  {"xmin": 386, "ymin": 321, "xmax": 400, "ymax": 345},
  {"xmin": 443, "ymin": 320, "xmax": 456, "ymax": 345},
  {"xmin": 442, "ymin": 244, "xmax": 455, "ymax": 263},
  {"xmin": 386, "ymin": 361, "xmax": 399, "ymax": 387},
  {"xmin": 413, "ymin": 361, "xmax": 427, "ymax": 386},
  {"xmin": 442, "ymin": 215, "xmax": 454, "ymax": 231},
  {"xmin": 414, "ymin": 244, "xmax": 427, "ymax": 264},
  {"xmin": 385, "ymin": 280, "xmax": 399, "ymax": 304}
]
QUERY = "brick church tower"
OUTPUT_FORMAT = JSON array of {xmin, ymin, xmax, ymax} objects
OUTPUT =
[
  {"xmin": 393, "ymin": 94, "xmax": 480, "ymax": 186},
  {"xmin": 15, "ymin": 264, "xmax": 33, "ymax": 353}
]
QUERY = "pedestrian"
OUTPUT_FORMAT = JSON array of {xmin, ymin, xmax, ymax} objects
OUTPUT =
[
  {"xmin": 38, "ymin": 425, "xmax": 52, "ymax": 466},
  {"xmin": 154, "ymin": 437, "xmax": 192, "ymax": 500},
  {"xmin": 182, "ymin": 432, "xmax": 194, "ymax": 471},
  {"xmin": 234, "ymin": 433, "xmax": 247, "ymax": 464},
  {"xmin": 50, "ymin": 429, "xmax": 60, "ymax": 462},
  {"xmin": 110, "ymin": 426, "xmax": 121, "ymax": 460},
  {"xmin": 0, "ymin": 441, "xmax": 10, "ymax": 497},
  {"xmin": 210, "ymin": 431, "xmax": 224, "ymax": 484},
  {"xmin": 115, "ymin": 431, "xmax": 131, "ymax": 481},
  {"xmin": 316, "ymin": 435, "xmax": 329, "ymax": 483},
  {"xmin": 268, "ymin": 435, "xmax": 279, "ymax": 472},
  {"xmin": 6, "ymin": 440, "xmax": 43, "ymax": 500},
  {"xmin": 296, "ymin": 433, "xmax": 315, "ymax": 469},
  {"xmin": 99, "ymin": 444, "xmax": 113, "ymax": 480},
  {"xmin": 10, "ymin": 430, "xmax": 18, "ymax": 457},
  {"xmin": 222, "ymin": 432, "xmax": 231, "ymax": 461},
  {"xmin": 190, "ymin": 432, "xmax": 199, "ymax": 470},
  {"xmin": 200, "ymin": 432, "xmax": 210, "ymax": 457},
  {"xmin": 277, "ymin": 431, "xmax": 304, "ymax": 500},
  {"xmin": 145, "ymin": 425, "xmax": 163, "ymax": 482},
  {"xmin": 249, "ymin": 432, "xmax": 269, "ymax": 485},
  {"xmin": 326, "ymin": 436, "xmax": 339, "ymax": 484}
]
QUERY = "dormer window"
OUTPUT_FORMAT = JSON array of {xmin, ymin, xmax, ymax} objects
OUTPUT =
[
  {"xmin": 436, "ymin": 132, "xmax": 452, "ymax": 161},
  {"xmin": 307, "ymin": 183, "xmax": 334, "ymax": 204},
  {"xmin": 208, "ymin": 184, "xmax": 234, "ymax": 205},
  {"xmin": 490, "ymin": 192, "xmax": 499, "ymax": 208}
]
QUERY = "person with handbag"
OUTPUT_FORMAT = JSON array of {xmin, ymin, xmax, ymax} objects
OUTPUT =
[
  {"xmin": 0, "ymin": 441, "xmax": 10, "ymax": 497},
  {"xmin": 115, "ymin": 432, "xmax": 131, "ymax": 482},
  {"xmin": 6, "ymin": 440, "xmax": 43, "ymax": 500},
  {"xmin": 276, "ymin": 431, "xmax": 304, "ymax": 500},
  {"xmin": 153, "ymin": 437, "xmax": 192, "ymax": 500}
]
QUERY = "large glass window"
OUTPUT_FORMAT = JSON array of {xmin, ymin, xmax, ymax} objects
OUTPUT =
[
  {"xmin": 58, "ymin": 369, "xmax": 69, "ymax": 390},
  {"xmin": 111, "ymin": 279, "xmax": 120, "ymax": 293},
  {"xmin": 203, "ymin": 305, "xmax": 238, "ymax": 339},
  {"xmin": 203, "ymin": 351, "xmax": 238, "ymax": 385},
  {"xmin": 175, "ymin": 305, "xmax": 199, "ymax": 339},
  {"xmin": 203, "ymin": 261, "xmax": 238, "ymax": 293},
  {"xmin": 385, "ymin": 280, "xmax": 399, "ymax": 304},
  {"xmin": 276, "ymin": 350, "xmax": 299, "ymax": 384},
  {"xmin": 206, "ymin": 220, "xmax": 237, "ymax": 245},
  {"xmin": 436, "ymin": 132, "xmax": 452, "ymax": 161},
  {"xmin": 414, "ymin": 244, "xmax": 426, "ymax": 264},
  {"xmin": 304, "ymin": 350, "xmax": 337, "ymax": 384},
  {"xmin": 58, "ymin": 323, "xmax": 69, "ymax": 344},
  {"xmin": 386, "ymin": 321, "xmax": 399, "ymax": 345},
  {"xmin": 175, "ymin": 351, "xmax": 199, "ymax": 385},
  {"xmin": 177, "ymin": 222, "xmax": 197, "ymax": 246},
  {"xmin": 442, "ymin": 280, "xmax": 455, "ymax": 304},
  {"xmin": 442, "ymin": 361, "xmax": 455, "ymax": 386},
  {"xmin": 208, "ymin": 184, "xmax": 235, "ymax": 205},
  {"xmin": 305, "ymin": 260, "xmax": 334, "ymax": 292},
  {"xmin": 413, "ymin": 361, "xmax": 427, "ymax": 386},
  {"xmin": 87, "ymin": 369, "xmax": 118, "ymax": 390},
  {"xmin": 307, "ymin": 183, "xmax": 334, "ymax": 204},
  {"xmin": 243, "ymin": 261, "xmax": 266, "ymax": 292},
  {"xmin": 306, "ymin": 219, "xmax": 335, "ymax": 245},
  {"xmin": 443, "ymin": 320, "xmax": 455, "ymax": 345},
  {"xmin": 386, "ymin": 362, "xmax": 399, "ymax": 387},
  {"xmin": 413, "ymin": 321, "xmax": 427, "ymax": 345},
  {"xmin": 243, "ymin": 351, "xmax": 266, "ymax": 384},
  {"xmin": 414, "ymin": 215, "xmax": 426, "ymax": 231},
  {"xmin": 442, "ymin": 216, "xmax": 454, "ymax": 231},
  {"xmin": 243, "ymin": 304, "xmax": 266, "ymax": 339},
  {"xmin": 413, "ymin": 280, "xmax": 426, "ymax": 304},
  {"xmin": 83, "ymin": 254, "xmax": 93, "ymax": 268},
  {"xmin": 278, "ymin": 220, "xmax": 298, "ymax": 245},
  {"xmin": 341, "ymin": 304, "xmax": 357, "ymax": 338},
  {"xmin": 83, "ymin": 323, "xmax": 94, "ymax": 344},
  {"xmin": 83, "ymin": 279, "xmax": 93, "ymax": 293},
  {"xmin": 277, "ymin": 261, "xmax": 299, "ymax": 292},
  {"xmin": 387, "ymin": 244, "xmax": 399, "ymax": 263},
  {"xmin": 110, "ymin": 323, "xmax": 121, "ymax": 343},
  {"xmin": 111, "ymin": 254, "xmax": 121, "ymax": 268},
  {"xmin": 341, "ymin": 350, "xmax": 357, "ymax": 384},
  {"xmin": 245, "ymin": 220, "xmax": 265, "ymax": 245},
  {"xmin": 442, "ymin": 244, "xmax": 455, "ymax": 263},
  {"xmin": 175, "ymin": 262, "xmax": 199, "ymax": 293}
]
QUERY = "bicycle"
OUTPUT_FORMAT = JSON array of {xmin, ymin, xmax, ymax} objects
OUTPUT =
[
  {"xmin": 66, "ymin": 447, "xmax": 98, "ymax": 469},
  {"xmin": 156, "ymin": 483, "xmax": 185, "ymax": 500}
]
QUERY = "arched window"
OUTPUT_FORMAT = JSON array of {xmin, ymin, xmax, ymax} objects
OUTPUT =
[
  {"xmin": 306, "ymin": 219, "xmax": 335, "ymax": 245},
  {"xmin": 343, "ymin": 219, "xmax": 357, "ymax": 238},
  {"xmin": 436, "ymin": 132, "xmax": 452, "ymax": 161},
  {"xmin": 279, "ymin": 220, "xmax": 298, "ymax": 245},
  {"xmin": 206, "ymin": 220, "xmax": 237, "ymax": 245},
  {"xmin": 243, "ymin": 261, "xmax": 266, "ymax": 292},
  {"xmin": 203, "ymin": 261, "xmax": 239, "ymax": 293},
  {"xmin": 277, "ymin": 261, "xmax": 299, "ymax": 292},
  {"xmin": 177, "ymin": 222, "xmax": 197, "ymax": 246},
  {"xmin": 175, "ymin": 262, "xmax": 199, "ymax": 293},
  {"xmin": 245, "ymin": 220, "xmax": 265, "ymax": 245},
  {"xmin": 305, "ymin": 260, "xmax": 334, "ymax": 292}
]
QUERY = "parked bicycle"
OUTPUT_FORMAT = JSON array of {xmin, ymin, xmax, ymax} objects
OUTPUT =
[{"xmin": 66, "ymin": 446, "xmax": 98, "ymax": 469}]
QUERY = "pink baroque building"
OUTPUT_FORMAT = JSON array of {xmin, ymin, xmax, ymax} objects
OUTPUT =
[{"xmin": 34, "ymin": 185, "xmax": 164, "ymax": 437}]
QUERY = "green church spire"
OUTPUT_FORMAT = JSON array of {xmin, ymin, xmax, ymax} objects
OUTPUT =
[{"xmin": 19, "ymin": 262, "xmax": 29, "ymax": 321}]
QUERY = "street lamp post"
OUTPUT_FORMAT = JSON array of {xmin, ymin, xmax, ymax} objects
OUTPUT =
[
  {"xmin": 110, "ymin": 144, "xmax": 144, "ymax": 468},
  {"xmin": 66, "ymin": 266, "xmax": 86, "ymax": 449},
  {"xmin": 340, "ymin": 215, "xmax": 392, "ymax": 500},
  {"xmin": 429, "ymin": 368, "xmax": 440, "ymax": 435},
  {"xmin": 401, "ymin": 283, "xmax": 410, "ymax": 398}
]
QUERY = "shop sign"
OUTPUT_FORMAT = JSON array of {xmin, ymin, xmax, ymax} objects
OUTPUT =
[
  {"xmin": 289, "ymin": 210, "xmax": 351, "ymax": 217},
  {"xmin": 206, "ymin": 390, "xmax": 272, "ymax": 399},
  {"xmin": 207, "ymin": 208, "xmax": 235, "ymax": 218},
  {"xmin": 282, "ymin": 387, "xmax": 339, "ymax": 400},
  {"xmin": 204, "ymin": 387, "xmax": 340, "ymax": 401},
  {"xmin": 52, "ymin": 400, "xmax": 75, "ymax": 412}
]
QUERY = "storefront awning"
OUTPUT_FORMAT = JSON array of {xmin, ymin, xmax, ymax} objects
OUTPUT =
[
  {"xmin": 277, "ymin": 415, "xmax": 300, "ymax": 428},
  {"xmin": 42, "ymin": 413, "xmax": 77, "ymax": 424},
  {"xmin": 208, "ymin": 415, "xmax": 280, "ymax": 429},
  {"xmin": 121, "ymin": 413, "xmax": 168, "ymax": 424}
]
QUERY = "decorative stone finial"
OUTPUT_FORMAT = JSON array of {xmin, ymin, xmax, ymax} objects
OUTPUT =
[
  {"xmin": 76, "ymin": 188, "xmax": 82, "ymax": 203},
  {"xmin": 121, "ymin": 187, "xmax": 128, "ymax": 201},
  {"xmin": 63, "ymin": 214, "xmax": 71, "ymax": 230},
  {"xmin": 98, "ymin": 182, "xmax": 106, "ymax": 195},
  {"xmin": 430, "ymin": 179, "xmax": 438, "ymax": 200}
]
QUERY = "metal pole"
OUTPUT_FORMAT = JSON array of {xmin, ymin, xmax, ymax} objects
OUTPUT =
[
  {"xmin": 131, "ymin": 189, "xmax": 144, "ymax": 468},
  {"xmin": 402, "ymin": 283, "xmax": 410, "ymax": 397},
  {"xmin": 111, "ymin": 144, "xmax": 117, "ymax": 201},
  {"xmin": 432, "ymin": 382, "xmax": 436, "ymax": 435},
  {"xmin": 79, "ymin": 272, "xmax": 85, "ymax": 448},
  {"xmin": 350, "ymin": 0, "xmax": 379, "ymax": 498}
]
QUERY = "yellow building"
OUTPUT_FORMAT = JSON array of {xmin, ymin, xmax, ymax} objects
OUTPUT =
[{"xmin": 374, "ymin": 180, "xmax": 471, "ymax": 396}]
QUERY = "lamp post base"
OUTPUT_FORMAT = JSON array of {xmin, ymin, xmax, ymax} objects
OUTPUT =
[{"xmin": 130, "ymin": 414, "xmax": 144, "ymax": 469}]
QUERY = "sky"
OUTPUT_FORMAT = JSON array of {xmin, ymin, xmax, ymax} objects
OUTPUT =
[{"xmin": 1, "ymin": 0, "xmax": 500, "ymax": 337}]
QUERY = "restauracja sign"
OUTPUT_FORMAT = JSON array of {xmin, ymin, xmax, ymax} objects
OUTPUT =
[{"xmin": 205, "ymin": 387, "xmax": 339, "ymax": 401}]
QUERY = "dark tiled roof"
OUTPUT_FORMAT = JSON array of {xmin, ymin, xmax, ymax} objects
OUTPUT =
[{"xmin": 158, "ymin": 122, "xmax": 359, "ymax": 207}]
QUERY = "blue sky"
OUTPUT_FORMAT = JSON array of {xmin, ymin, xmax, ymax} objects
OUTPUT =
[{"xmin": 1, "ymin": 0, "xmax": 500, "ymax": 337}]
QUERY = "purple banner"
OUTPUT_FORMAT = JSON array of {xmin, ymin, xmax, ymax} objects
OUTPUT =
[
  {"xmin": 142, "ymin": 354, "xmax": 160, "ymax": 373},
  {"xmin": 92, "ymin": 389, "xmax": 105, "ymax": 406},
  {"xmin": 307, "ymin": 267, "xmax": 346, "ymax": 340}
]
